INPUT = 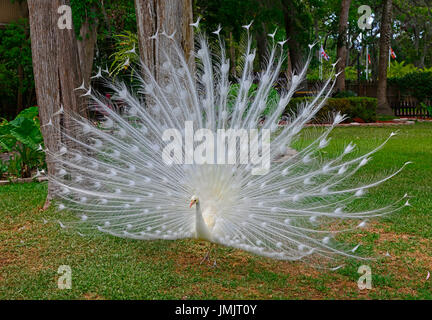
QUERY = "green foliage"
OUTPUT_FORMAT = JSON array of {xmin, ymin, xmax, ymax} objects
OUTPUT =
[
  {"xmin": 0, "ymin": 159, "xmax": 7, "ymax": 177},
  {"xmin": 333, "ymin": 90, "xmax": 357, "ymax": 98},
  {"xmin": 387, "ymin": 61, "xmax": 418, "ymax": 78},
  {"xmin": 306, "ymin": 60, "xmax": 334, "ymax": 81},
  {"xmin": 0, "ymin": 19, "xmax": 34, "ymax": 119},
  {"xmin": 389, "ymin": 71, "xmax": 432, "ymax": 102},
  {"xmin": 227, "ymin": 83, "xmax": 280, "ymax": 116},
  {"xmin": 419, "ymin": 102, "xmax": 432, "ymax": 116},
  {"xmin": 109, "ymin": 31, "xmax": 139, "ymax": 78},
  {"xmin": 344, "ymin": 66, "xmax": 358, "ymax": 81},
  {"xmin": 285, "ymin": 97, "xmax": 377, "ymax": 123},
  {"xmin": 70, "ymin": 0, "xmax": 100, "ymax": 37},
  {"xmin": 0, "ymin": 107, "xmax": 45, "ymax": 178}
]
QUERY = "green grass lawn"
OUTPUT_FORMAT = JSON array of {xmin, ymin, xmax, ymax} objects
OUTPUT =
[{"xmin": 1, "ymin": 122, "xmax": 431, "ymax": 299}]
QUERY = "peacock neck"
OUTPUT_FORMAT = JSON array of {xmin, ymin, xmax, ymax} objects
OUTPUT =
[{"xmin": 195, "ymin": 202, "xmax": 211, "ymax": 241}]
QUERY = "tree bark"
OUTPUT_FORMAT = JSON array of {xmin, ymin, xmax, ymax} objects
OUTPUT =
[
  {"xmin": 282, "ymin": 0, "xmax": 302, "ymax": 73},
  {"xmin": 335, "ymin": 0, "xmax": 352, "ymax": 92},
  {"xmin": 28, "ymin": 0, "xmax": 86, "ymax": 205},
  {"xmin": 377, "ymin": 0, "xmax": 393, "ymax": 115},
  {"xmin": 134, "ymin": 0, "xmax": 194, "ymax": 81},
  {"xmin": 77, "ymin": 13, "xmax": 98, "ymax": 86}
]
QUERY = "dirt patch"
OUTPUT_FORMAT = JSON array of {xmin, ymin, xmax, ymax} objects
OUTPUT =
[{"xmin": 83, "ymin": 292, "xmax": 104, "ymax": 300}]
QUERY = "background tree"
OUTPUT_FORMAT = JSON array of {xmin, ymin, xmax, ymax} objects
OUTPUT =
[
  {"xmin": 377, "ymin": 0, "xmax": 393, "ymax": 115},
  {"xmin": 28, "ymin": 0, "xmax": 85, "ymax": 207},
  {"xmin": 393, "ymin": 0, "xmax": 432, "ymax": 69},
  {"xmin": 134, "ymin": 0, "xmax": 194, "ymax": 81},
  {"xmin": 335, "ymin": 0, "xmax": 352, "ymax": 91},
  {"xmin": 71, "ymin": 0, "xmax": 99, "ymax": 86}
]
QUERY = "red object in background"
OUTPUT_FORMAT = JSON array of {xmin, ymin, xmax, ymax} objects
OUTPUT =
[
  {"xmin": 368, "ymin": 54, "xmax": 371, "ymax": 65},
  {"xmin": 390, "ymin": 47, "xmax": 396, "ymax": 59},
  {"xmin": 352, "ymin": 117, "xmax": 365, "ymax": 123}
]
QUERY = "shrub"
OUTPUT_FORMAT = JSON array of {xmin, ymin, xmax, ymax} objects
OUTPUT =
[
  {"xmin": 387, "ymin": 61, "xmax": 418, "ymax": 78},
  {"xmin": 0, "ymin": 106, "xmax": 45, "ymax": 178},
  {"xmin": 389, "ymin": 71, "xmax": 432, "ymax": 102},
  {"xmin": 227, "ymin": 83, "xmax": 280, "ymax": 116},
  {"xmin": 0, "ymin": 19, "xmax": 34, "ymax": 120},
  {"xmin": 284, "ymin": 97, "xmax": 377, "ymax": 123},
  {"xmin": 333, "ymin": 90, "xmax": 357, "ymax": 98}
]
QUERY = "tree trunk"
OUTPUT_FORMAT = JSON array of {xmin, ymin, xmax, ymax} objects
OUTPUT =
[
  {"xmin": 377, "ymin": 0, "xmax": 393, "ymax": 115},
  {"xmin": 282, "ymin": 1, "xmax": 302, "ymax": 73},
  {"xmin": 135, "ymin": 0, "xmax": 194, "ymax": 81},
  {"xmin": 77, "ymin": 13, "xmax": 98, "ymax": 86},
  {"xmin": 28, "ymin": 0, "xmax": 86, "ymax": 206},
  {"xmin": 335, "ymin": 0, "xmax": 352, "ymax": 92}
]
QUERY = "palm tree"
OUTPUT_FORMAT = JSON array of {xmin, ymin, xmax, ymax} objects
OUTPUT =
[
  {"xmin": 335, "ymin": 0, "xmax": 352, "ymax": 92},
  {"xmin": 377, "ymin": 0, "xmax": 394, "ymax": 115}
]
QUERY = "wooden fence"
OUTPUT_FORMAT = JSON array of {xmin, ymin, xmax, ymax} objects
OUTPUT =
[
  {"xmin": 305, "ymin": 80, "xmax": 431, "ymax": 118},
  {"xmin": 391, "ymin": 99, "xmax": 431, "ymax": 118}
]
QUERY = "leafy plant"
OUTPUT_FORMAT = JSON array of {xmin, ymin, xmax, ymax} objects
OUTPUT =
[
  {"xmin": 387, "ymin": 61, "xmax": 418, "ymax": 78},
  {"xmin": 5, "ymin": 154, "xmax": 22, "ymax": 179},
  {"xmin": 285, "ymin": 97, "xmax": 377, "ymax": 123},
  {"xmin": 389, "ymin": 71, "xmax": 432, "ymax": 102},
  {"xmin": 333, "ymin": 90, "xmax": 357, "ymax": 98},
  {"xmin": 0, "ymin": 159, "xmax": 7, "ymax": 178},
  {"xmin": 227, "ymin": 83, "xmax": 280, "ymax": 116},
  {"xmin": 0, "ymin": 18, "xmax": 34, "ymax": 120},
  {"xmin": 0, "ymin": 106, "xmax": 45, "ymax": 178},
  {"xmin": 420, "ymin": 102, "xmax": 432, "ymax": 117},
  {"xmin": 109, "ymin": 31, "xmax": 139, "ymax": 78}
]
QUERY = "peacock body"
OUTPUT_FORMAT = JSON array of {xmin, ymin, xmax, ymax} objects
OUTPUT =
[{"xmin": 48, "ymin": 23, "xmax": 409, "ymax": 265}]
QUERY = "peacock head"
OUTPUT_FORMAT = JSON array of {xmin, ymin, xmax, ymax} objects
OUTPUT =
[{"xmin": 189, "ymin": 195, "xmax": 199, "ymax": 208}]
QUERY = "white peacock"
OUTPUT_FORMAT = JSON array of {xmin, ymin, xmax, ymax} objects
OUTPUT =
[{"xmin": 48, "ymin": 22, "xmax": 410, "ymax": 266}]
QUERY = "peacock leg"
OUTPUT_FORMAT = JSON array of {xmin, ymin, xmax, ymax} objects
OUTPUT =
[
  {"xmin": 211, "ymin": 244, "xmax": 217, "ymax": 268},
  {"xmin": 199, "ymin": 242, "xmax": 212, "ymax": 265}
]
